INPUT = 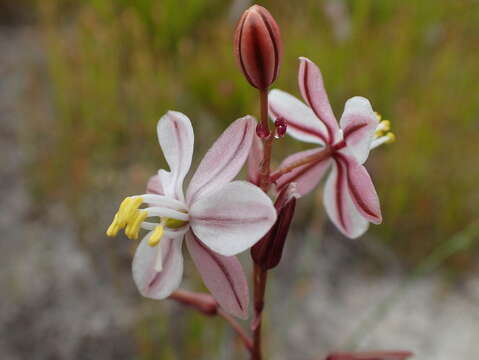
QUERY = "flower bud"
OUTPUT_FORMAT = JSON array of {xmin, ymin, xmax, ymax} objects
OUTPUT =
[
  {"xmin": 234, "ymin": 5, "xmax": 282, "ymax": 90},
  {"xmin": 274, "ymin": 117, "xmax": 287, "ymax": 138},
  {"xmin": 256, "ymin": 121, "xmax": 270, "ymax": 138},
  {"xmin": 251, "ymin": 184, "xmax": 298, "ymax": 270}
]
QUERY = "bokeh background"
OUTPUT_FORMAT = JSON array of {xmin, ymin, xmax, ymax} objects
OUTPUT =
[{"xmin": 1, "ymin": 0, "xmax": 479, "ymax": 359}]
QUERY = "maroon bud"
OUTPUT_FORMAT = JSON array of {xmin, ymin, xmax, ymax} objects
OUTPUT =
[
  {"xmin": 256, "ymin": 121, "xmax": 270, "ymax": 138},
  {"xmin": 325, "ymin": 351, "xmax": 413, "ymax": 360},
  {"xmin": 169, "ymin": 289, "xmax": 218, "ymax": 317},
  {"xmin": 234, "ymin": 5, "xmax": 282, "ymax": 90},
  {"xmin": 274, "ymin": 117, "xmax": 287, "ymax": 138},
  {"xmin": 251, "ymin": 184, "xmax": 298, "ymax": 270}
]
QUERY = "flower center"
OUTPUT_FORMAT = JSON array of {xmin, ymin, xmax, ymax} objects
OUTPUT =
[{"xmin": 106, "ymin": 195, "xmax": 189, "ymax": 248}]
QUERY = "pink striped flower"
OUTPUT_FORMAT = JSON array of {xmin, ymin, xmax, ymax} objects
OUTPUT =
[
  {"xmin": 107, "ymin": 112, "xmax": 276, "ymax": 318},
  {"xmin": 269, "ymin": 57, "xmax": 394, "ymax": 238}
]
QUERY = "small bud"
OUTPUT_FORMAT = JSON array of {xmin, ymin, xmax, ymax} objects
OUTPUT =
[
  {"xmin": 251, "ymin": 184, "xmax": 298, "ymax": 270},
  {"xmin": 234, "ymin": 5, "xmax": 283, "ymax": 90},
  {"xmin": 256, "ymin": 121, "xmax": 270, "ymax": 138},
  {"xmin": 325, "ymin": 351, "xmax": 413, "ymax": 360},
  {"xmin": 274, "ymin": 117, "xmax": 287, "ymax": 138}
]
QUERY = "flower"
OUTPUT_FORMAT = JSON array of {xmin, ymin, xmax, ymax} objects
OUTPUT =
[
  {"xmin": 234, "ymin": 4, "xmax": 282, "ymax": 90},
  {"xmin": 269, "ymin": 57, "xmax": 395, "ymax": 238},
  {"xmin": 107, "ymin": 111, "xmax": 277, "ymax": 318}
]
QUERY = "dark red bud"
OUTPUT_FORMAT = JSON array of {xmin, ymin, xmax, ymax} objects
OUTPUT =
[
  {"xmin": 251, "ymin": 184, "xmax": 298, "ymax": 270},
  {"xmin": 234, "ymin": 5, "xmax": 283, "ymax": 90},
  {"xmin": 169, "ymin": 290, "xmax": 218, "ymax": 317},
  {"xmin": 325, "ymin": 351, "xmax": 413, "ymax": 360},
  {"xmin": 274, "ymin": 117, "xmax": 287, "ymax": 138},
  {"xmin": 256, "ymin": 121, "xmax": 270, "ymax": 138}
]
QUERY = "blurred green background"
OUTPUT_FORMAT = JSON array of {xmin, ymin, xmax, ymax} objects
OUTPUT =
[{"xmin": 2, "ymin": 0, "xmax": 479, "ymax": 359}]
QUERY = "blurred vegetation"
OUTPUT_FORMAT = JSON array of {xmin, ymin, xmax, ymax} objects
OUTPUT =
[{"xmin": 19, "ymin": 0, "xmax": 479, "ymax": 356}]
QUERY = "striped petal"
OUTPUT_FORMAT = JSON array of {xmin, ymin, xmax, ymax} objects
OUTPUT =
[
  {"xmin": 275, "ymin": 148, "xmax": 332, "ymax": 196},
  {"xmin": 186, "ymin": 116, "xmax": 255, "ymax": 204},
  {"xmin": 337, "ymin": 152, "xmax": 382, "ymax": 224},
  {"xmin": 339, "ymin": 97, "xmax": 378, "ymax": 164},
  {"xmin": 132, "ymin": 232, "xmax": 184, "ymax": 299},
  {"xmin": 269, "ymin": 89, "xmax": 328, "ymax": 145},
  {"xmin": 157, "ymin": 111, "xmax": 194, "ymax": 201},
  {"xmin": 298, "ymin": 57, "xmax": 339, "ymax": 143},
  {"xmin": 186, "ymin": 232, "xmax": 249, "ymax": 319},
  {"xmin": 189, "ymin": 181, "xmax": 277, "ymax": 256},
  {"xmin": 323, "ymin": 159, "xmax": 369, "ymax": 238}
]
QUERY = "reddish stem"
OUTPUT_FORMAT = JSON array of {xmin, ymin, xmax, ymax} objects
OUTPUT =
[
  {"xmin": 170, "ymin": 290, "xmax": 253, "ymax": 353},
  {"xmin": 251, "ymin": 264, "xmax": 268, "ymax": 360},
  {"xmin": 218, "ymin": 309, "xmax": 254, "ymax": 352},
  {"xmin": 251, "ymin": 88, "xmax": 274, "ymax": 360},
  {"xmin": 258, "ymin": 89, "xmax": 274, "ymax": 192}
]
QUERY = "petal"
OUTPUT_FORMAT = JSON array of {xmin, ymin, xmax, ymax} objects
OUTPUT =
[
  {"xmin": 157, "ymin": 111, "xmax": 194, "ymax": 200},
  {"xmin": 269, "ymin": 89, "xmax": 328, "ymax": 145},
  {"xmin": 132, "ymin": 232, "xmax": 184, "ymax": 299},
  {"xmin": 247, "ymin": 133, "xmax": 263, "ymax": 185},
  {"xmin": 186, "ymin": 116, "xmax": 256, "ymax": 204},
  {"xmin": 189, "ymin": 181, "xmax": 277, "ymax": 256},
  {"xmin": 275, "ymin": 148, "xmax": 332, "ymax": 196},
  {"xmin": 298, "ymin": 57, "xmax": 339, "ymax": 143},
  {"xmin": 186, "ymin": 232, "xmax": 249, "ymax": 319},
  {"xmin": 339, "ymin": 96, "xmax": 378, "ymax": 164},
  {"xmin": 146, "ymin": 169, "xmax": 174, "ymax": 196},
  {"xmin": 323, "ymin": 160, "xmax": 369, "ymax": 238},
  {"xmin": 337, "ymin": 152, "xmax": 382, "ymax": 224},
  {"xmin": 146, "ymin": 174, "xmax": 164, "ymax": 195}
]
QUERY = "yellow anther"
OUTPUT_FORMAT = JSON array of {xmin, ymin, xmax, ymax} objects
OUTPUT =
[
  {"xmin": 106, "ymin": 213, "xmax": 121, "ymax": 237},
  {"xmin": 148, "ymin": 225, "xmax": 165, "ymax": 247},
  {"xmin": 124, "ymin": 197, "xmax": 143, "ymax": 221},
  {"xmin": 375, "ymin": 112, "xmax": 382, "ymax": 121},
  {"xmin": 380, "ymin": 120, "xmax": 391, "ymax": 132},
  {"xmin": 125, "ymin": 210, "xmax": 148, "ymax": 240},
  {"xmin": 107, "ymin": 196, "xmax": 145, "ymax": 238},
  {"xmin": 165, "ymin": 218, "xmax": 187, "ymax": 229},
  {"xmin": 117, "ymin": 197, "xmax": 143, "ymax": 226},
  {"xmin": 375, "ymin": 120, "xmax": 392, "ymax": 137},
  {"xmin": 386, "ymin": 132, "xmax": 396, "ymax": 144}
]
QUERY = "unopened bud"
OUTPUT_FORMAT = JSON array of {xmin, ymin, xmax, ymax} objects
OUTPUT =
[
  {"xmin": 256, "ymin": 121, "xmax": 270, "ymax": 138},
  {"xmin": 251, "ymin": 184, "xmax": 298, "ymax": 270},
  {"xmin": 274, "ymin": 117, "xmax": 287, "ymax": 138},
  {"xmin": 325, "ymin": 351, "xmax": 413, "ymax": 360},
  {"xmin": 234, "ymin": 5, "xmax": 282, "ymax": 90}
]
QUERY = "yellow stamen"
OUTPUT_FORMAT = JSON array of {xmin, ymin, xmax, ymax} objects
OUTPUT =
[
  {"xmin": 386, "ymin": 132, "xmax": 396, "ymax": 143},
  {"xmin": 148, "ymin": 225, "xmax": 165, "ymax": 247},
  {"xmin": 375, "ymin": 112, "xmax": 382, "ymax": 121},
  {"xmin": 375, "ymin": 120, "xmax": 391, "ymax": 137},
  {"xmin": 106, "ymin": 213, "xmax": 121, "ymax": 237},
  {"xmin": 106, "ymin": 196, "xmax": 145, "ymax": 238},
  {"xmin": 380, "ymin": 120, "xmax": 391, "ymax": 131},
  {"xmin": 125, "ymin": 210, "xmax": 148, "ymax": 240},
  {"xmin": 118, "ymin": 197, "xmax": 143, "ymax": 226}
]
